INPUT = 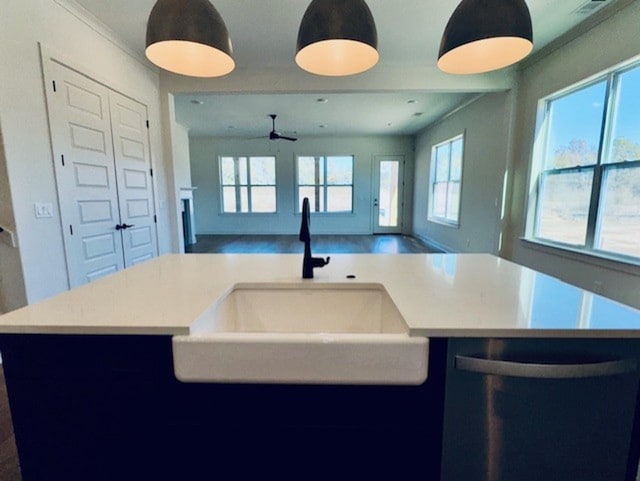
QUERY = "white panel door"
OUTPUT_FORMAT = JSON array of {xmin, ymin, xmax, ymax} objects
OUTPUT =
[
  {"xmin": 44, "ymin": 60, "xmax": 125, "ymax": 287},
  {"xmin": 108, "ymin": 91, "xmax": 158, "ymax": 267}
]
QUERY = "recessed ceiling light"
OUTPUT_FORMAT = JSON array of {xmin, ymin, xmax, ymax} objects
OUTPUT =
[
  {"xmin": 190, "ymin": 99, "xmax": 204, "ymax": 105},
  {"xmin": 316, "ymin": 98, "xmax": 328, "ymax": 103}
]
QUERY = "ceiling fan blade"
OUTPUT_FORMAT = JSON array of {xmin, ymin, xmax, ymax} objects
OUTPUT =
[{"xmin": 278, "ymin": 135, "xmax": 298, "ymax": 142}]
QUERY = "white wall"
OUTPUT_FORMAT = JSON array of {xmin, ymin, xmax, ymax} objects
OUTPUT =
[
  {"xmin": 503, "ymin": 0, "xmax": 640, "ymax": 309},
  {"xmin": 190, "ymin": 136, "xmax": 414, "ymax": 235},
  {"xmin": 0, "ymin": 0, "xmax": 174, "ymax": 308},
  {"xmin": 412, "ymin": 92, "xmax": 512, "ymax": 254},
  {"xmin": 0, "ymin": 122, "xmax": 27, "ymax": 313}
]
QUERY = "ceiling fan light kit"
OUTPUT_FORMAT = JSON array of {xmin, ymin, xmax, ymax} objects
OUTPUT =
[
  {"xmin": 437, "ymin": 0, "xmax": 533, "ymax": 75},
  {"xmin": 295, "ymin": 0, "xmax": 379, "ymax": 76},
  {"xmin": 145, "ymin": 0, "xmax": 235, "ymax": 77}
]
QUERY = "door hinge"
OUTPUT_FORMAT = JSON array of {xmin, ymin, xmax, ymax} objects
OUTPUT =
[
  {"xmin": 146, "ymin": 120, "xmax": 149, "ymax": 129},
  {"xmin": 154, "ymin": 214, "xmax": 157, "ymax": 223},
  {"xmin": 69, "ymin": 224, "xmax": 73, "ymax": 235},
  {"xmin": 150, "ymin": 168, "xmax": 153, "ymax": 177},
  {"xmin": 52, "ymin": 80, "xmax": 57, "ymax": 92},
  {"xmin": 61, "ymin": 154, "xmax": 65, "ymax": 166}
]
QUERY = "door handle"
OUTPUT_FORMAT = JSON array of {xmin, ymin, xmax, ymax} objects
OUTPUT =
[
  {"xmin": 455, "ymin": 355, "xmax": 637, "ymax": 379},
  {"xmin": 115, "ymin": 223, "xmax": 135, "ymax": 230}
]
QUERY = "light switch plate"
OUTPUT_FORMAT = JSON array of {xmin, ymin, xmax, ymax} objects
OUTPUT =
[{"xmin": 34, "ymin": 202, "xmax": 54, "ymax": 219}]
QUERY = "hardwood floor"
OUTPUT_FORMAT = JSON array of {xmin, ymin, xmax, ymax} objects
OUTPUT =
[
  {"xmin": 0, "ymin": 365, "xmax": 21, "ymax": 481},
  {"xmin": 186, "ymin": 234, "xmax": 440, "ymax": 254}
]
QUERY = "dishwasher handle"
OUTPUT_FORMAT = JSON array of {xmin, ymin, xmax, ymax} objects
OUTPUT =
[{"xmin": 455, "ymin": 355, "xmax": 637, "ymax": 379}]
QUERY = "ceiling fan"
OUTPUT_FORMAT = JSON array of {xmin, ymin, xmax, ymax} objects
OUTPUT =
[{"xmin": 267, "ymin": 114, "xmax": 297, "ymax": 141}]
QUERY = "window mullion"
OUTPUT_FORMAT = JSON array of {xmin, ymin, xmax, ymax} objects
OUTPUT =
[
  {"xmin": 586, "ymin": 73, "xmax": 615, "ymax": 248},
  {"xmin": 446, "ymin": 140, "xmax": 453, "ymax": 218},
  {"xmin": 233, "ymin": 158, "xmax": 241, "ymax": 213},
  {"xmin": 246, "ymin": 158, "xmax": 253, "ymax": 212},
  {"xmin": 313, "ymin": 157, "xmax": 321, "ymax": 212}
]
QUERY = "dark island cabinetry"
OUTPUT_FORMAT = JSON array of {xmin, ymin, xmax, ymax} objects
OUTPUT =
[{"xmin": 0, "ymin": 334, "xmax": 448, "ymax": 481}]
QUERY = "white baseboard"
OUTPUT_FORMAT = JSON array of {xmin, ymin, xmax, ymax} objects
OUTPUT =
[{"xmin": 413, "ymin": 234, "xmax": 456, "ymax": 253}]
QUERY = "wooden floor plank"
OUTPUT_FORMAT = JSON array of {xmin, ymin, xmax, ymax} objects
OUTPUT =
[{"xmin": 186, "ymin": 234, "xmax": 440, "ymax": 254}]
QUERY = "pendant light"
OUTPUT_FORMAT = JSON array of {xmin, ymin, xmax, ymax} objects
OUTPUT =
[
  {"xmin": 145, "ymin": 0, "xmax": 234, "ymax": 78},
  {"xmin": 296, "ymin": 0, "xmax": 379, "ymax": 77},
  {"xmin": 438, "ymin": 0, "xmax": 533, "ymax": 75}
]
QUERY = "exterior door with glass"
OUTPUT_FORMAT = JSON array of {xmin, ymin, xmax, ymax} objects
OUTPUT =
[{"xmin": 373, "ymin": 156, "xmax": 404, "ymax": 233}]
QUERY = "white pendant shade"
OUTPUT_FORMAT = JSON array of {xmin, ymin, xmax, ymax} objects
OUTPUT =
[{"xmin": 438, "ymin": 36, "xmax": 533, "ymax": 75}]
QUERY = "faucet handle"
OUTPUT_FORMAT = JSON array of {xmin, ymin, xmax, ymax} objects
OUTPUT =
[{"xmin": 312, "ymin": 256, "xmax": 330, "ymax": 268}]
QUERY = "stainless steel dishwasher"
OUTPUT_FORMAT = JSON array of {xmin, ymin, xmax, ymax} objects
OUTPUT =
[{"xmin": 440, "ymin": 338, "xmax": 640, "ymax": 481}]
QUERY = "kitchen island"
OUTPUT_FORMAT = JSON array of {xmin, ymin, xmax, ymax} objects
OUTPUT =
[{"xmin": 0, "ymin": 253, "xmax": 639, "ymax": 480}]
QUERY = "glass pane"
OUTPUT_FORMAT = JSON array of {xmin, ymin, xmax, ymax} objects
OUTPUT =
[
  {"xmin": 250, "ymin": 186, "xmax": 276, "ymax": 213},
  {"xmin": 250, "ymin": 157, "xmax": 276, "ymax": 185},
  {"xmin": 298, "ymin": 157, "xmax": 323, "ymax": 185},
  {"xmin": 596, "ymin": 165, "xmax": 640, "ymax": 257},
  {"xmin": 239, "ymin": 186, "xmax": 248, "ymax": 213},
  {"xmin": 545, "ymin": 81, "xmax": 606, "ymax": 169},
  {"xmin": 606, "ymin": 65, "xmax": 640, "ymax": 164},
  {"xmin": 220, "ymin": 157, "xmax": 235, "ymax": 185},
  {"xmin": 327, "ymin": 156, "xmax": 353, "ymax": 184},
  {"xmin": 446, "ymin": 181, "xmax": 461, "ymax": 222},
  {"xmin": 435, "ymin": 144, "xmax": 450, "ymax": 181},
  {"xmin": 238, "ymin": 157, "xmax": 248, "ymax": 185},
  {"xmin": 378, "ymin": 160, "xmax": 399, "ymax": 227},
  {"xmin": 327, "ymin": 186, "xmax": 352, "ymax": 212},
  {"xmin": 432, "ymin": 182, "xmax": 447, "ymax": 218},
  {"xmin": 536, "ymin": 170, "xmax": 594, "ymax": 245},
  {"xmin": 299, "ymin": 187, "xmax": 322, "ymax": 212},
  {"xmin": 450, "ymin": 139, "xmax": 463, "ymax": 181},
  {"xmin": 222, "ymin": 186, "xmax": 236, "ymax": 212}
]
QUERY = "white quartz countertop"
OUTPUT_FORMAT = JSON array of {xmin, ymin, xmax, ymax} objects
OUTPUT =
[{"xmin": 0, "ymin": 253, "xmax": 639, "ymax": 337}]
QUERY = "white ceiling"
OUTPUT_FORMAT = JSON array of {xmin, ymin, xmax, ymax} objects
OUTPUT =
[{"xmin": 73, "ymin": 0, "xmax": 618, "ymax": 137}]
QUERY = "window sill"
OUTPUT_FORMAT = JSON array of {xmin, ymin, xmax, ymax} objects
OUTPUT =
[
  {"xmin": 520, "ymin": 237, "xmax": 640, "ymax": 276},
  {"xmin": 427, "ymin": 217, "xmax": 460, "ymax": 229},
  {"xmin": 295, "ymin": 212, "xmax": 356, "ymax": 217},
  {"xmin": 218, "ymin": 212, "xmax": 279, "ymax": 216}
]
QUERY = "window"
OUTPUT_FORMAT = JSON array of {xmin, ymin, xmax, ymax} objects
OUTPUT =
[
  {"xmin": 296, "ymin": 156, "xmax": 353, "ymax": 212},
  {"xmin": 529, "ymin": 61, "xmax": 640, "ymax": 261},
  {"xmin": 428, "ymin": 135, "xmax": 464, "ymax": 225},
  {"xmin": 219, "ymin": 156, "xmax": 276, "ymax": 213}
]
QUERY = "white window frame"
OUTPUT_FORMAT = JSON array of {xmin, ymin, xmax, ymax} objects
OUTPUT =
[
  {"xmin": 525, "ymin": 59, "xmax": 640, "ymax": 264},
  {"xmin": 218, "ymin": 156, "xmax": 277, "ymax": 214},
  {"xmin": 428, "ymin": 134, "xmax": 464, "ymax": 227},
  {"xmin": 295, "ymin": 155, "xmax": 354, "ymax": 213}
]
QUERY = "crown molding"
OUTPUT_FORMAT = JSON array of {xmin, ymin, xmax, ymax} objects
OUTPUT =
[
  {"xmin": 53, "ymin": 0, "xmax": 156, "ymax": 72},
  {"xmin": 519, "ymin": 0, "xmax": 637, "ymax": 71}
]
